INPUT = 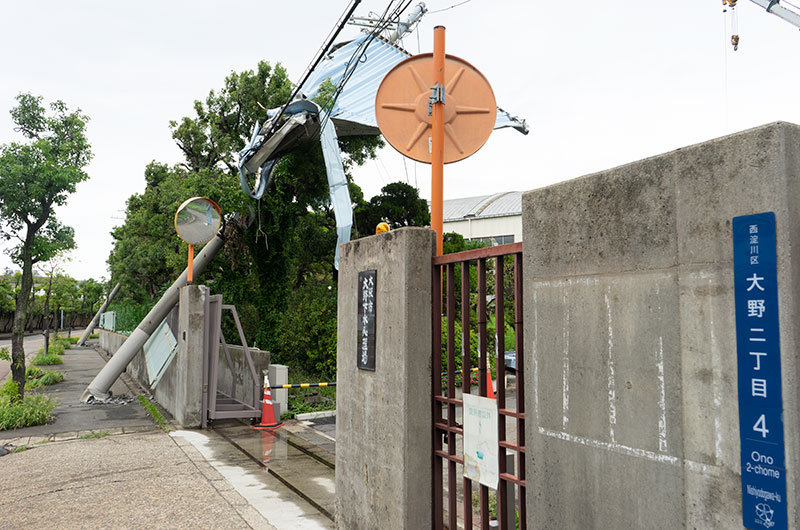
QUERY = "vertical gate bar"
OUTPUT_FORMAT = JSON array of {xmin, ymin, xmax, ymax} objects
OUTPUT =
[
  {"xmin": 495, "ymin": 256, "xmax": 508, "ymax": 529},
  {"xmin": 461, "ymin": 260, "xmax": 473, "ymax": 529},
  {"xmin": 446, "ymin": 263, "xmax": 457, "ymax": 530},
  {"xmin": 514, "ymin": 252, "xmax": 526, "ymax": 529},
  {"xmin": 201, "ymin": 292, "xmax": 210, "ymax": 428},
  {"xmin": 477, "ymin": 258, "xmax": 489, "ymax": 529},
  {"xmin": 208, "ymin": 296, "xmax": 222, "ymax": 419},
  {"xmin": 432, "ymin": 263, "xmax": 444, "ymax": 530}
]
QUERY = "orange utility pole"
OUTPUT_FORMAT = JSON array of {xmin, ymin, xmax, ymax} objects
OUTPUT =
[{"xmin": 431, "ymin": 26, "xmax": 445, "ymax": 256}]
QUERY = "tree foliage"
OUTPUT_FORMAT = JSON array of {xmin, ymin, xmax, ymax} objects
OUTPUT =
[
  {"xmin": 107, "ymin": 61, "xmax": 393, "ymax": 368},
  {"xmin": 354, "ymin": 181, "xmax": 430, "ymax": 236},
  {"xmin": 0, "ymin": 94, "xmax": 91, "ymax": 400}
]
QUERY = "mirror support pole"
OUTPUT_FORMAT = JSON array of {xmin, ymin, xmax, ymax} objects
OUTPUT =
[{"xmin": 187, "ymin": 244, "xmax": 194, "ymax": 285}]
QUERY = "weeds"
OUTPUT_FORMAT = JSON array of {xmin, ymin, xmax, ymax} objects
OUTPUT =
[
  {"xmin": 137, "ymin": 395, "xmax": 171, "ymax": 432},
  {"xmin": 12, "ymin": 445, "xmax": 28, "ymax": 453},
  {"xmin": 279, "ymin": 369, "xmax": 336, "ymax": 420},
  {"xmin": 79, "ymin": 432, "xmax": 110, "ymax": 439},
  {"xmin": 0, "ymin": 392, "xmax": 57, "ymax": 431},
  {"xmin": 31, "ymin": 353, "xmax": 63, "ymax": 366},
  {"xmin": 25, "ymin": 369, "xmax": 64, "ymax": 389}
]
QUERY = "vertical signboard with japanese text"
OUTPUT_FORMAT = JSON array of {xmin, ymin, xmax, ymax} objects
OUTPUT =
[
  {"xmin": 357, "ymin": 270, "xmax": 377, "ymax": 371},
  {"xmin": 462, "ymin": 393, "xmax": 499, "ymax": 489},
  {"xmin": 733, "ymin": 212, "xmax": 787, "ymax": 530}
]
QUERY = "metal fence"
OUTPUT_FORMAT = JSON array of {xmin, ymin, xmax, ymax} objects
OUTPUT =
[{"xmin": 432, "ymin": 242, "xmax": 526, "ymax": 530}]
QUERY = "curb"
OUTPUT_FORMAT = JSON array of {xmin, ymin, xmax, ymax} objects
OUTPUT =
[{"xmin": 295, "ymin": 410, "xmax": 336, "ymax": 421}]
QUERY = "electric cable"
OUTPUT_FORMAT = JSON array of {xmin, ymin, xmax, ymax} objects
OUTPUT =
[{"xmin": 428, "ymin": 0, "xmax": 473, "ymax": 14}]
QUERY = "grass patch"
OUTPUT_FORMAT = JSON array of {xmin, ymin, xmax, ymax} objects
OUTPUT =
[
  {"xmin": 137, "ymin": 395, "xmax": 171, "ymax": 432},
  {"xmin": 25, "ymin": 369, "xmax": 64, "ymax": 389},
  {"xmin": 31, "ymin": 353, "xmax": 63, "ymax": 366},
  {"xmin": 78, "ymin": 431, "xmax": 110, "ymax": 439},
  {"xmin": 89, "ymin": 333, "xmax": 99, "ymax": 339},
  {"xmin": 67, "ymin": 337, "xmax": 79, "ymax": 345},
  {"xmin": 12, "ymin": 445, "xmax": 29, "ymax": 453},
  {"xmin": 278, "ymin": 369, "xmax": 336, "ymax": 420},
  {"xmin": 0, "ymin": 393, "xmax": 58, "ymax": 431}
]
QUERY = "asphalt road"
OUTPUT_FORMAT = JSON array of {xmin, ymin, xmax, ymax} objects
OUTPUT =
[{"xmin": 0, "ymin": 331, "xmax": 84, "ymax": 382}]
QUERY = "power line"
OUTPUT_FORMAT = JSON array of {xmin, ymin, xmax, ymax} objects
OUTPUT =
[{"xmin": 428, "ymin": 0, "xmax": 473, "ymax": 15}]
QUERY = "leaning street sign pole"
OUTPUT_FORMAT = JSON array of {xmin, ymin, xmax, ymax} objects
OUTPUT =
[{"xmin": 431, "ymin": 25, "xmax": 445, "ymax": 256}]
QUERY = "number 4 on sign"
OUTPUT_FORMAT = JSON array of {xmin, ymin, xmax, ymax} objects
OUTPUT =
[{"xmin": 753, "ymin": 414, "xmax": 769, "ymax": 438}]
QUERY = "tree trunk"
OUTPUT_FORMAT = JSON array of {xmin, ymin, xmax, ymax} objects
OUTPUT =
[
  {"xmin": 10, "ymin": 237, "xmax": 35, "ymax": 401},
  {"xmin": 42, "ymin": 275, "xmax": 52, "ymax": 356}
]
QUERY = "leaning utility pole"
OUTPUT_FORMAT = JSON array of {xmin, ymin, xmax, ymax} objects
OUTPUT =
[{"xmin": 77, "ymin": 283, "xmax": 120, "ymax": 346}]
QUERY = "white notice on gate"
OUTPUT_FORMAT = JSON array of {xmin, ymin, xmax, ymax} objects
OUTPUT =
[{"xmin": 462, "ymin": 393, "xmax": 499, "ymax": 489}]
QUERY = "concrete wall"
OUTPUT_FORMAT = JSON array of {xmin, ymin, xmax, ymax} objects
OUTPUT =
[
  {"xmin": 335, "ymin": 227, "xmax": 434, "ymax": 529},
  {"xmin": 215, "ymin": 344, "xmax": 271, "ymax": 410},
  {"xmin": 98, "ymin": 290, "xmax": 271, "ymax": 425},
  {"xmin": 523, "ymin": 122, "xmax": 800, "ymax": 528}
]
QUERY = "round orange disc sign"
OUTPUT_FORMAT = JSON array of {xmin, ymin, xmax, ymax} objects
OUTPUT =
[{"xmin": 375, "ymin": 53, "xmax": 496, "ymax": 164}]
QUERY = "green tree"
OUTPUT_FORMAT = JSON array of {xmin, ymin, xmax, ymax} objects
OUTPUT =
[
  {"xmin": 107, "ymin": 61, "xmax": 383, "ymax": 368},
  {"xmin": 0, "ymin": 94, "xmax": 91, "ymax": 400},
  {"xmin": 0, "ymin": 277, "xmax": 14, "ymax": 313},
  {"xmin": 77, "ymin": 278, "xmax": 105, "ymax": 314},
  {"xmin": 354, "ymin": 181, "xmax": 430, "ymax": 236}
]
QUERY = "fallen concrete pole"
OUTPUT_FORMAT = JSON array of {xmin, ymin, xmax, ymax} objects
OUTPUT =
[
  {"xmin": 81, "ymin": 230, "xmax": 227, "ymax": 402},
  {"xmin": 76, "ymin": 283, "xmax": 120, "ymax": 346}
]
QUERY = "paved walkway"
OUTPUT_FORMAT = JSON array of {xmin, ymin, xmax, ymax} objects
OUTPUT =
[{"xmin": 0, "ymin": 343, "xmax": 334, "ymax": 529}]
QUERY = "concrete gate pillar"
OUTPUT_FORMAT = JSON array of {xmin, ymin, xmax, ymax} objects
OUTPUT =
[
  {"xmin": 523, "ymin": 122, "xmax": 800, "ymax": 528},
  {"xmin": 335, "ymin": 227, "xmax": 435, "ymax": 529},
  {"xmin": 174, "ymin": 284, "xmax": 207, "ymax": 427}
]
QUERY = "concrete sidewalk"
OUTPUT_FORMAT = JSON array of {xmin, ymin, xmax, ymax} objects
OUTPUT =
[{"xmin": 0, "ymin": 343, "xmax": 333, "ymax": 529}]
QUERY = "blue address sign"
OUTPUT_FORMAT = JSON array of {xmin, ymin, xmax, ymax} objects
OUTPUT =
[{"xmin": 733, "ymin": 212, "xmax": 787, "ymax": 529}]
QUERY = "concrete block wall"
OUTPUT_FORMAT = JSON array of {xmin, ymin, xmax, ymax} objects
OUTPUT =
[
  {"xmin": 523, "ymin": 122, "xmax": 800, "ymax": 527},
  {"xmin": 335, "ymin": 227, "xmax": 434, "ymax": 529}
]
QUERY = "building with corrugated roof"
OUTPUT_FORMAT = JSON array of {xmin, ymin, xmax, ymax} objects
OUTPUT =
[{"xmin": 442, "ymin": 191, "xmax": 522, "ymax": 246}]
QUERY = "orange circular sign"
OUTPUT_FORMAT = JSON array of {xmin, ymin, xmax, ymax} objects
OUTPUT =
[{"xmin": 375, "ymin": 53, "xmax": 496, "ymax": 164}]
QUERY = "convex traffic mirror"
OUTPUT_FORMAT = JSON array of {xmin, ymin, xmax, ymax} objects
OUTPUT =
[{"xmin": 174, "ymin": 197, "xmax": 221, "ymax": 284}]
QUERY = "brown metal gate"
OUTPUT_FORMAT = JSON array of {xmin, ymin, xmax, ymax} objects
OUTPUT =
[{"xmin": 432, "ymin": 242, "xmax": 526, "ymax": 530}]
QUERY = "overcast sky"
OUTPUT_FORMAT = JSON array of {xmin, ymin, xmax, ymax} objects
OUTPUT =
[{"xmin": 2, "ymin": 0, "xmax": 800, "ymax": 281}]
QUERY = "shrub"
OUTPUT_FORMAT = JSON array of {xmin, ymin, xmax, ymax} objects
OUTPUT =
[
  {"xmin": 32, "ymin": 353, "xmax": 63, "ymax": 366},
  {"xmin": 0, "ymin": 393, "xmax": 57, "ymax": 430},
  {"xmin": 0, "ymin": 379, "xmax": 18, "ymax": 399},
  {"xmin": 274, "ymin": 281, "xmax": 338, "ymax": 379}
]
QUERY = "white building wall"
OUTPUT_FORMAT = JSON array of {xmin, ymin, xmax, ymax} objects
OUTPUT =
[{"xmin": 443, "ymin": 215, "xmax": 522, "ymax": 243}]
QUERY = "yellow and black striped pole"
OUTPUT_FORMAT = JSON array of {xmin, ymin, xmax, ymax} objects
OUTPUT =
[{"xmin": 271, "ymin": 382, "xmax": 337, "ymax": 389}]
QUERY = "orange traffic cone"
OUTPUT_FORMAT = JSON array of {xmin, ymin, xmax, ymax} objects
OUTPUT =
[
  {"xmin": 259, "ymin": 430, "xmax": 276, "ymax": 464},
  {"xmin": 253, "ymin": 374, "xmax": 283, "ymax": 430}
]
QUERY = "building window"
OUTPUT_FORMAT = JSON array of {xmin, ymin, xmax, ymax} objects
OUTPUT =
[{"xmin": 468, "ymin": 235, "xmax": 515, "ymax": 247}]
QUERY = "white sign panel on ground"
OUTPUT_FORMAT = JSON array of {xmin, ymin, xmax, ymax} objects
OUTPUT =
[{"xmin": 462, "ymin": 393, "xmax": 499, "ymax": 489}]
